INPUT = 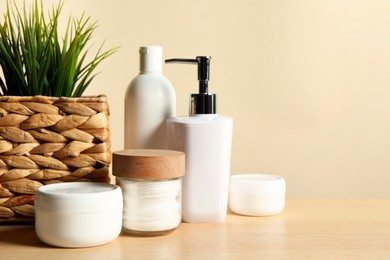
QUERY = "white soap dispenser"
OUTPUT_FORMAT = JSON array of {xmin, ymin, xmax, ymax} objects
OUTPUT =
[
  {"xmin": 124, "ymin": 46, "xmax": 176, "ymax": 149},
  {"xmin": 165, "ymin": 56, "xmax": 233, "ymax": 222}
]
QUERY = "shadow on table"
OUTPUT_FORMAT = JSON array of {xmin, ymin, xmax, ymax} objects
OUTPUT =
[{"xmin": 0, "ymin": 225, "xmax": 48, "ymax": 248}]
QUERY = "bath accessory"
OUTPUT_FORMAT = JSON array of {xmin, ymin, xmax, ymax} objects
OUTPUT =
[
  {"xmin": 125, "ymin": 46, "xmax": 175, "ymax": 149},
  {"xmin": 229, "ymin": 174, "xmax": 286, "ymax": 216},
  {"xmin": 166, "ymin": 56, "xmax": 233, "ymax": 222},
  {"xmin": 113, "ymin": 149, "xmax": 185, "ymax": 236},
  {"xmin": 35, "ymin": 182, "xmax": 122, "ymax": 248}
]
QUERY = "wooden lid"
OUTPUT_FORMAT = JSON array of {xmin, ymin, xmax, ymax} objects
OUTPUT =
[{"xmin": 112, "ymin": 149, "xmax": 185, "ymax": 179}]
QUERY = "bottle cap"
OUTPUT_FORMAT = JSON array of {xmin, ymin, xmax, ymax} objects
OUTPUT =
[
  {"xmin": 190, "ymin": 93, "xmax": 216, "ymax": 115},
  {"xmin": 139, "ymin": 46, "xmax": 163, "ymax": 73}
]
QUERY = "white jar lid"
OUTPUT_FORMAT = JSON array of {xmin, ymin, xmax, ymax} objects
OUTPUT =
[
  {"xmin": 35, "ymin": 182, "xmax": 122, "ymax": 214},
  {"xmin": 229, "ymin": 174, "xmax": 286, "ymax": 216},
  {"xmin": 230, "ymin": 174, "xmax": 286, "ymax": 195}
]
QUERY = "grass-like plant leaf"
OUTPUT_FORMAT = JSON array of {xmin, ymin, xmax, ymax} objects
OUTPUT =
[{"xmin": 0, "ymin": 0, "xmax": 118, "ymax": 97}]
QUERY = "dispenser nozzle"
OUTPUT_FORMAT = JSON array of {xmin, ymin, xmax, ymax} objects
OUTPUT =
[
  {"xmin": 165, "ymin": 56, "xmax": 211, "ymax": 94},
  {"xmin": 166, "ymin": 56, "xmax": 216, "ymax": 115}
]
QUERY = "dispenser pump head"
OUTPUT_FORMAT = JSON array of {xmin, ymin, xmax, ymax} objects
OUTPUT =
[{"xmin": 166, "ymin": 56, "xmax": 216, "ymax": 115}]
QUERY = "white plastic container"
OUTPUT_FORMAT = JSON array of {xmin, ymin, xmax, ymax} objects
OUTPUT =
[
  {"xmin": 167, "ymin": 115, "xmax": 233, "ymax": 222},
  {"xmin": 125, "ymin": 46, "xmax": 176, "ymax": 149},
  {"xmin": 166, "ymin": 56, "xmax": 233, "ymax": 222},
  {"xmin": 229, "ymin": 174, "xmax": 286, "ymax": 216},
  {"xmin": 35, "ymin": 182, "xmax": 123, "ymax": 248}
]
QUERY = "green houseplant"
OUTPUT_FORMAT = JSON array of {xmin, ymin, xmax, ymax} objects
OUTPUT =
[
  {"xmin": 0, "ymin": 0, "xmax": 117, "ymax": 97},
  {"xmin": 0, "ymin": 0, "xmax": 117, "ymax": 223}
]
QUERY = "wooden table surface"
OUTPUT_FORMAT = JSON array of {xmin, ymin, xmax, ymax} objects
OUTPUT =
[{"xmin": 1, "ymin": 200, "xmax": 390, "ymax": 259}]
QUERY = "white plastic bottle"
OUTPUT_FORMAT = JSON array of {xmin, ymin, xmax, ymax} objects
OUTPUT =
[
  {"xmin": 166, "ymin": 56, "xmax": 233, "ymax": 222},
  {"xmin": 125, "ymin": 46, "xmax": 176, "ymax": 149}
]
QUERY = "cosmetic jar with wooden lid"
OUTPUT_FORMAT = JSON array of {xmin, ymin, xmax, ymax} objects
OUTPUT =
[{"xmin": 113, "ymin": 149, "xmax": 185, "ymax": 236}]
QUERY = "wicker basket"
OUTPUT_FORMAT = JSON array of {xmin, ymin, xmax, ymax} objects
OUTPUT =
[{"xmin": 0, "ymin": 95, "xmax": 111, "ymax": 223}]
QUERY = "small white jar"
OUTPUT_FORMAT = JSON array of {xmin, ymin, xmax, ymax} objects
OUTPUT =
[
  {"xmin": 229, "ymin": 174, "xmax": 286, "ymax": 216},
  {"xmin": 113, "ymin": 149, "xmax": 185, "ymax": 236},
  {"xmin": 35, "ymin": 182, "xmax": 123, "ymax": 248}
]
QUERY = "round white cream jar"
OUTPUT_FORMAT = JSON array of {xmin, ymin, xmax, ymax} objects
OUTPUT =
[
  {"xmin": 35, "ymin": 182, "xmax": 123, "ymax": 248},
  {"xmin": 229, "ymin": 174, "xmax": 286, "ymax": 216}
]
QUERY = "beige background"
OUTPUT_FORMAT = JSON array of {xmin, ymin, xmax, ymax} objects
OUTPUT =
[{"xmin": 1, "ymin": 0, "xmax": 390, "ymax": 198}]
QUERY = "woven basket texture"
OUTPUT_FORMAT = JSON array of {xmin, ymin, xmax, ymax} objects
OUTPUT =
[{"xmin": 0, "ymin": 95, "xmax": 111, "ymax": 223}]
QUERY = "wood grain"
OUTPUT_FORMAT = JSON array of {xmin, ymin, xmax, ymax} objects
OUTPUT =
[{"xmin": 1, "ymin": 200, "xmax": 390, "ymax": 259}]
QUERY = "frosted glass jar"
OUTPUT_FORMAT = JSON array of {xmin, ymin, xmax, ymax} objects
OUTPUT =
[
  {"xmin": 113, "ymin": 149, "xmax": 185, "ymax": 236},
  {"xmin": 229, "ymin": 174, "xmax": 286, "ymax": 216},
  {"xmin": 35, "ymin": 182, "xmax": 123, "ymax": 248}
]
